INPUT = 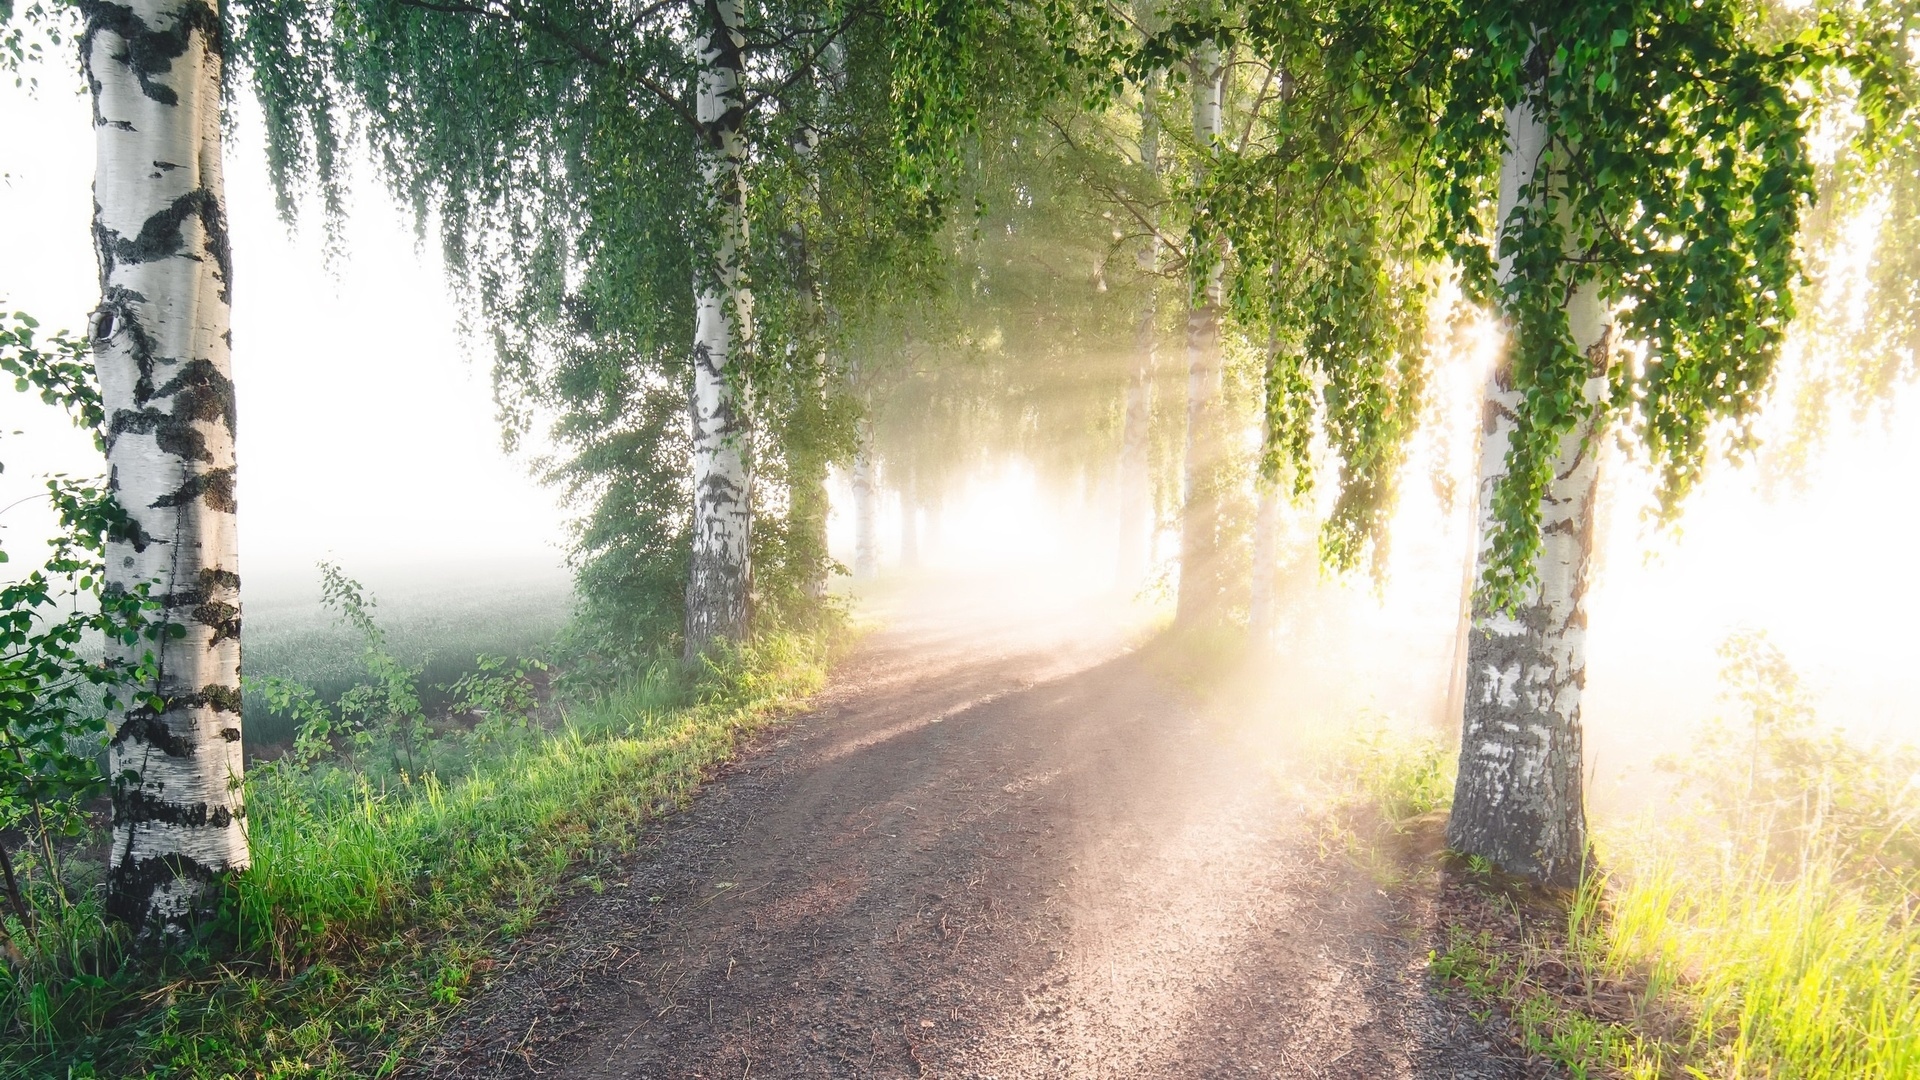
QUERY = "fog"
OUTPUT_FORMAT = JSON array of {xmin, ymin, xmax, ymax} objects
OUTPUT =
[
  {"xmin": 7, "ymin": 48, "xmax": 1920, "ymax": 790},
  {"xmin": 0, "ymin": 64, "xmax": 569, "ymax": 602}
]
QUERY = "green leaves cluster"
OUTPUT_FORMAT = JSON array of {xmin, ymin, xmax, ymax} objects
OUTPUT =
[
  {"xmin": 1421, "ymin": 0, "xmax": 1829, "ymax": 608},
  {"xmin": 1050, "ymin": 0, "xmax": 1915, "ymax": 605},
  {"xmin": 235, "ymin": 0, "xmax": 886, "ymax": 659},
  {"xmin": 0, "ymin": 313, "xmax": 162, "ymax": 949}
]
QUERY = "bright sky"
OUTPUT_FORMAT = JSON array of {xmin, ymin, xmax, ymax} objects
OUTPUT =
[{"xmin": 0, "ymin": 59, "xmax": 571, "ymax": 596}]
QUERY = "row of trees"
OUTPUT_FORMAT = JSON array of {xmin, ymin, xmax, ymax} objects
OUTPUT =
[{"xmin": 3, "ymin": 0, "xmax": 1915, "ymax": 938}]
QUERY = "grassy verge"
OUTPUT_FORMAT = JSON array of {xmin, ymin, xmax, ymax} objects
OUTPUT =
[
  {"xmin": 1332, "ymin": 719, "xmax": 1920, "ymax": 1080},
  {"xmin": 4, "ymin": 630, "xmax": 834, "ymax": 1079}
]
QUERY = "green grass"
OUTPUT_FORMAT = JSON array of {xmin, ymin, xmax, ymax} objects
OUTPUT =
[
  {"xmin": 1429, "ymin": 922, "xmax": 1661, "ymax": 1080},
  {"xmin": 1, "ymin": 630, "xmax": 833, "ymax": 1078},
  {"xmin": 1329, "ymin": 721, "xmax": 1455, "ymax": 824},
  {"xmin": 1582, "ymin": 843, "xmax": 1920, "ymax": 1078},
  {"xmin": 1331, "ymin": 716, "xmax": 1920, "ymax": 1080}
]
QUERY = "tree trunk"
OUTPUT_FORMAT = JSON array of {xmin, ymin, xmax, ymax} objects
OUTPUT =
[
  {"xmin": 1446, "ymin": 94, "xmax": 1611, "ymax": 888},
  {"xmin": 851, "ymin": 415, "xmax": 878, "ymax": 579},
  {"xmin": 1175, "ymin": 43, "xmax": 1227, "ymax": 627},
  {"xmin": 1439, "ymin": 527, "xmax": 1476, "ymax": 730},
  {"xmin": 87, "ymin": 0, "xmax": 248, "ymax": 937},
  {"xmin": 685, "ymin": 0, "xmax": 753, "ymax": 656},
  {"xmin": 793, "ymin": 23, "xmax": 840, "ymax": 604},
  {"xmin": 1118, "ymin": 76, "xmax": 1159, "ymax": 589}
]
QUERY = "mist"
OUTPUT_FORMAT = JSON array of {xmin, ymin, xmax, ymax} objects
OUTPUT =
[{"xmin": 3, "ymin": 4, "xmax": 1917, "ymax": 1074}]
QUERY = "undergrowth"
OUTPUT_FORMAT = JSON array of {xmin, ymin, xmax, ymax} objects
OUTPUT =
[
  {"xmin": 0, "ymin": 629, "xmax": 833, "ymax": 1078},
  {"xmin": 1332, "ymin": 630, "xmax": 1920, "ymax": 1079}
]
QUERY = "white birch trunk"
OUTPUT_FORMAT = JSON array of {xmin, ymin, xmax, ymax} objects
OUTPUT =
[
  {"xmin": 1175, "ymin": 44, "xmax": 1227, "ymax": 626},
  {"xmin": 1117, "ymin": 77, "xmax": 1159, "ymax": 588},
  {"xmin": 87, "ymin": 0, "xmax": 248, "ymax": 935},
  {"xmin": 851, "ymin": 415, "xmax": 878, "ymax": 580},
  {"xmin": 1446, "ymin": 94, "xmax": 1611, "ymax": 887},
  {"xmin": 685, "ymin": 0, "xmax": 753, "ymax": 656}
]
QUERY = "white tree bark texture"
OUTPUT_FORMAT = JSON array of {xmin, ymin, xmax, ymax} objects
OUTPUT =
[
  {"xmin": 851, "ymin": 416, "xmax": 878, "ymax": 580},
  {"xmin": 1175, "ymin": 44, "xmax": 1229, "ymax": 627},
  {"xmin": 1446, "ymin": 93, "xmax": 1611, "ymax": 887},
  {"xmin": 86, "ymin": 0, "xmax": 249, "ymax": 935},
  {"xmin": 1117, "ymin": 79, "xmax": 1159, "ymax": 589},
  {"xmin": 685, "ymin": 0, "xmax": 754, "ymax": 656}
]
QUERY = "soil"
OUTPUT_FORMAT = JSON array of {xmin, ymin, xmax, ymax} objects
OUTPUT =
[{"xmin": 412, "ymin": 577, "xmax": 1530, "ymax": 1079}]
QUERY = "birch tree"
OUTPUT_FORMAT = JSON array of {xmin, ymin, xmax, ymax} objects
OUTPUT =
[
  {"xmin": 236, "ymin": 1, "xmax": 896, "ymax": 663},
  {"xmin": 851, "ymin": 413, "xmax": 879, "ymax": 578},
  {"xmin": 1174, "ymin": 40, "xmax": 1229, "ymax": 626},
  {"xmin": 1116, "ymin": 34, "xmax": 1163, "ymax": 589},
  {"xmin": 1420, "ymin": 3, "xmax": 1830, "ymax": 884},
  {"xmin": 83, "ymin": 0, "xmax": 248, "ymax": 934},
  {"xmin": 685, "ymin": 0, "xmax": 754, "ymax": 654},
  {"xmin": 1446, "ymin": 91, "xmax": 1612, "ymax": 882}
]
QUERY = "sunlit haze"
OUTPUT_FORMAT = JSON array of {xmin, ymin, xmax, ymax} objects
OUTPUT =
[
  {"xmin": 6, "ymin": 46, "xmax": 1920, "ymax": 776},
  {"xmin": 1, "ymin": 63, "xmax": 569, "ymax": 600}
]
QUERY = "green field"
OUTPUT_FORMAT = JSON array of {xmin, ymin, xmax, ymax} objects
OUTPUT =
[{"xmin": 240, "ymin": 565, "xmax": 575, "ymax": 751}]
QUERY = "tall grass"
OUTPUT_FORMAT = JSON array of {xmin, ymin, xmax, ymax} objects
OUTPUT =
[
  {"xmin": 1331, "ymin": 633, "xmax": 1920, "ymax": 1079},
  {"xmin": 1580, "ymin": 837, "xmax": 1920, "ymax": 1077},
  {"xmin": 2, "ymin": 631, "xmax": 831, "ymax": 1078}
]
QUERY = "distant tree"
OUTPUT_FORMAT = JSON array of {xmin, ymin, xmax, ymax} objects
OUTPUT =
[{"xmin": 237, "ymin": 1, "xmax": 969, "ymax": 662}]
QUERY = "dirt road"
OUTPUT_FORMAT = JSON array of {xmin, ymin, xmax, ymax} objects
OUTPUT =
[{"xmin": 417, "ymin": 578, "xmax": 1517, "ymax": 1079}]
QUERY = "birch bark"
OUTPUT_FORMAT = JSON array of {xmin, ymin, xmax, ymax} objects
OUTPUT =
[
  {"xmin": 1117, "ymin": 77, "xmax": 1159, "ymax": 588},
  {"xmin": 86, "ymin": 0, "xmax": 248, "ymax": 935},
  {"xmin": 1446, "ymin": 93, "xmax": 1611, "ymax": 887},
  {"xmin": 685, "ymin": 0, "xmax": 753, "ymax": 656},
  {"xmin": 1175, "ymin": 43, "xmax": 1227, "ymax": 626}
]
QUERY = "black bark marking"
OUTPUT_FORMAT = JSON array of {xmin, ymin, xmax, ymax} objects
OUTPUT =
[
  {"xmin": 1481, "ymin": 395, "xmax": 1519, "ymax": 435},
  {"xmin": 104, "ymin": 849, "xmax": 224, "ymax": 935},
  {"xmin": 109, "ymin": 682, "xmax": 241, "ymax": 757},
  {"xmin": 94, "ymin": 188, "xmax": 234, "ymax": 303},
  {"xmin": 154, "ymin": 466, "xmax": 236, "ymax": 513},
  {"xmin": 192, "ymin": 598, "xmax": 240, "ymax": 644},
  {"xmin": 107, "ymin": 358, "xmax": 237, "ymax": 464},
  {"xmin": 79, "ymin": 0, "xmax": 224, "ymax": 109},
  {"xmin": 155, "ymin": 357, "xmax": 238, "ymax": 432},
  {"xmin": 111, "ymin": 406, "xmax": 206, "ymax": 461},
  {"xmin": 92, "ymin": 284, "xmax": 158, "ymax": 401},
  {"xmin": 111, "ymin": 709, "xmax": 193, "ymax": 757},
  {"xmin": 161, "ymin": 568, "xmax": 243, "ymax": 644},
  {"xmin": 112, "ymin": 786, "xmax": 239, "ymax": 830},
  {"xmin": 201, "ymin": 682, "xmax": 241, "ymax": 714}
]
